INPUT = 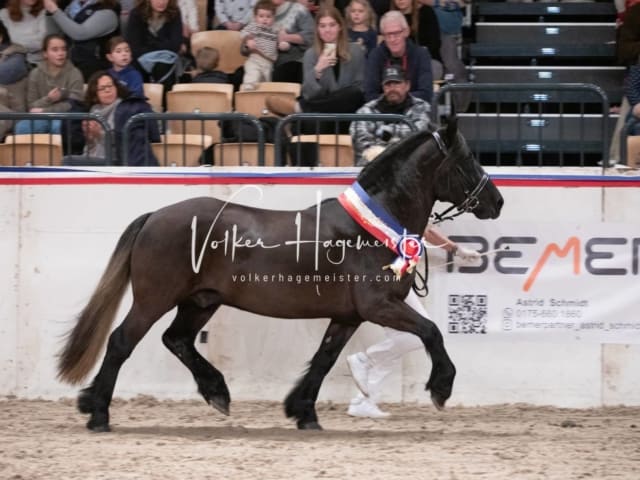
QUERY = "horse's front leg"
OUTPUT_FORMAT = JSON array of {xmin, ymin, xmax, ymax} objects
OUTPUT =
[
  {"xmin": 285, "ymin": 319, "xmax": 358, "ymax": 430},
  {"xmin": 359, "ymin": 293, "xmax": 456, "ymax": 410}
]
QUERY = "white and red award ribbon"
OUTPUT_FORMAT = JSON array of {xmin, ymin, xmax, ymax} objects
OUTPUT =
[{"xmin": 338, "ymin": 181, "xmax": 424, "ymax": 279}]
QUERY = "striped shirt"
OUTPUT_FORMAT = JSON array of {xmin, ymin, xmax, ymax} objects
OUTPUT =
[{"xmin": 241, "ymin": 22, "xmax": 279, "ymax": 63}]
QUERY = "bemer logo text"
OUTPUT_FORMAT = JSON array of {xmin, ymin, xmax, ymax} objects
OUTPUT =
[{"xmin": 447, "ymin": 236, "xmax": 640, "ymax": 292}]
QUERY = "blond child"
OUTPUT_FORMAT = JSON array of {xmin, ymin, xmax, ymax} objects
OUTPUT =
[
  {"xmin": 346, "ymin": 0, "xmax": 377, "ymax": 57},
  {"xmin": 190, "ymin": 47, "xmax": 228, "ymax": 83}
]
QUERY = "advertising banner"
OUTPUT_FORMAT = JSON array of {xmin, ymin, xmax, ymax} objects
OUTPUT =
[{"xmin": 428, "ymin": 220, "xmax": 640, "ymax": 343}]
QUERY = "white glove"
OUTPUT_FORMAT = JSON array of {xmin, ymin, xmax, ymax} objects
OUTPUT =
[{"xmin": 455, "ymin": 246, "xmax": 481, "ymax": 262}]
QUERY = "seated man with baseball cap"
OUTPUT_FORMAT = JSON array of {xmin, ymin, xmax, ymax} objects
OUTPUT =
[{"xmin": 350, "ymin": 65, "xmax": 432, "ymax": 165}]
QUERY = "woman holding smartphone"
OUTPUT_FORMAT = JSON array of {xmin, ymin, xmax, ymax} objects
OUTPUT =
[{"xmin": 266, "ymin": 5, "xmax": 365, "ymax": 123}]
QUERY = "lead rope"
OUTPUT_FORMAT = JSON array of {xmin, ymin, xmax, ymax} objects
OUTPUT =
[{"xmin": 412, "ymin": 253, "xmax": 429, "ymax": 297}]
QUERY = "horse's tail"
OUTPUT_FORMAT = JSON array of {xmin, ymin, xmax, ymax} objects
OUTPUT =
[{"xmin": 57, "ymin": 212, "xmax": 153, "ymax": 385}]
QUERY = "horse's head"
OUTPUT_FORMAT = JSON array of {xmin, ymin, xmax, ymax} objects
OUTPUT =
[
  {"xmin": 430, "ymin": 117, "xmax": 503, "ymax": 221},
  {"xmin": 356, "ymin": 120, "xmax": 503, "ymax": 233}
]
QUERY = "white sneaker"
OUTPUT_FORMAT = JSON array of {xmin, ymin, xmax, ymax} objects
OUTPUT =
[
  {"xmin": 347, "ymin": 353, "xmax": 370, "ymax": 396},
  {"xmin": 347, "ymin": 398, "xmax": 390, "ymax": 419}
]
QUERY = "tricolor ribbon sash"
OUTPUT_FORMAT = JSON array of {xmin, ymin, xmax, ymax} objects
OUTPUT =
[{"xmin": 338, "ymin": 181, "xmax": 424, "ymax": 279}]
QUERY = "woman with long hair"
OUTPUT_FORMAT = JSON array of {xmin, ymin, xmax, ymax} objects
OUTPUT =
[
  {"xmin": 267, "ymin": 5, "xmax": 365, "ymax": 119},
  {"xmin": 125, "ymin": 0, "xmax": 183, "ymax": 92}
]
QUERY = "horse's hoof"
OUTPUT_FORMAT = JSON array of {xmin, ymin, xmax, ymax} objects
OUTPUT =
[
  {"xmin": 208, "ymin": 396, "xmax": 230, "ymax": 416},
  {"xmin": 86, "ymin": 419, "xmax": 111, "ymax": 433},
  {"xmin": 297, "ymin": 421, "xmax": 323, "ymax": 430},
  {"xmin": 430, "ymin": 393, "xmax": 447, "ymax": 411}
]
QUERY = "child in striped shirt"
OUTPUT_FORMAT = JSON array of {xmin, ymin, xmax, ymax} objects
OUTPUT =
[{"xmin": 240, "ymin": 0, "xmax": 283, "ymax": 90}]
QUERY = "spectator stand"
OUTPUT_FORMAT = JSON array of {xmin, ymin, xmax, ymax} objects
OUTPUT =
[
  {"xmin": 465, "ymin": 1, "xmax": 622, "ymax": 165},
  {"xmin": 432, "ymin": 82, "xmax": 610, "ymax": 168}
]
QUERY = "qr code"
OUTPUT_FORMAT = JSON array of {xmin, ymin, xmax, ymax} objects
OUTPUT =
[{"xmin": 448, "ymin": 294, "xmax": 487, "ymax": 334}]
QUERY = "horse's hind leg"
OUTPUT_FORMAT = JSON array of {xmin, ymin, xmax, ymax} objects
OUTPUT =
[
  {"xmin": 285, "ymin": 318, "xmax": 358, "ymax": 430},
  {"xmin": 161, "ymin": 298, "xmax": 230, "ymax": 415},
  {"xmin": 78, "ymin": 303, "xmax": 163, "ymax": 432}
]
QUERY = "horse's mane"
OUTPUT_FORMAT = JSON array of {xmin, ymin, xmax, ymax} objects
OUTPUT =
[{"xmin": 357, "ymin": 130, "xmax": 439, "ymax": 193}]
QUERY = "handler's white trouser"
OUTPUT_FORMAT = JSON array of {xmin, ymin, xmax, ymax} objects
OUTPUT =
[{"xmin": 350, "ymin": 290, "xmax": 428, "ymax": 405}]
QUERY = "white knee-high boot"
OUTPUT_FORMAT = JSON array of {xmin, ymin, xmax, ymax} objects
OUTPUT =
[{"xmin": 350, "ymin": 291, "xmax": 430, "ymax": 404}]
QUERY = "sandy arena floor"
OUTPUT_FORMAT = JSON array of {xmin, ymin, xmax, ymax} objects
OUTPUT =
[{"xmin": 1, "ymin": 397, "xmax": 639, "ymax": 480}]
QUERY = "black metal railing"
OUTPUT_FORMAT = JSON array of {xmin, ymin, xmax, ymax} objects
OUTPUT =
[
  {"xmin": 274, "ymin": 113, "xmax": 418, "ymax": 167},
  {"xmin": 123, "ymin": 112, "xmax": 266, "ymax": 166},
  {"xmin": 0, "ymin": 112, "xmax": 113, "ymax": 166},
  {"xmin": 432, "ymin": 83, "xmax": 610, "ymax": 169}
]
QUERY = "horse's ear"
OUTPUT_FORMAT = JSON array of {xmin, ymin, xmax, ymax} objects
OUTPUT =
[{"xmin": 444, "ymin": 115, "xmax": 458, "ymax": 144}]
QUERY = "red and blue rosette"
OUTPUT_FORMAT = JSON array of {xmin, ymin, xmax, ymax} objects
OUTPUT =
[{"xmin": 385, "ymin": 233, "xmax": 424, "ymax": 279}]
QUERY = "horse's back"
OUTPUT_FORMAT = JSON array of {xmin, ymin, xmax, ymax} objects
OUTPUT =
[{"xmin": 128, "ymin": 195, "xmax": 366, "ymax": 318}]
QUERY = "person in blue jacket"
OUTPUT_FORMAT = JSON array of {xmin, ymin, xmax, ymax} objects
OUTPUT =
[
  {"xmin": 364, "ymin": 10, "xmax": 433, "ymax": 103},
  {"xmin": 81, "ymin": 70, "xmax": 159, "ymax": 165},
  {"xmin": 106, "ymin": 36, "xmax": 144, "ymax": 98}
]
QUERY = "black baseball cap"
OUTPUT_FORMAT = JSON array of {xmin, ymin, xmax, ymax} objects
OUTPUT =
[{"xmin": 382, "ymin": 66, "xmax": 406, "ymax": 84}]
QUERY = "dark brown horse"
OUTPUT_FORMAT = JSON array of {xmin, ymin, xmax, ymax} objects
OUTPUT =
[{"xmin": 57, "ymin": 120, "xmax": 503, "ymax": 431}]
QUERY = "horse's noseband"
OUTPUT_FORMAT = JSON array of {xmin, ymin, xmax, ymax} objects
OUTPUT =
[{"xmin": 457, "ymin": 172, "xmax": 489, "ymax": 213}]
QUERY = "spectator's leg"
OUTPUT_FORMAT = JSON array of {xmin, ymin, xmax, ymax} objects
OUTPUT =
[
  {"xmin": 241, "ymin": 56, "xmax": 262, "ymax": 90},
  {"xmin": 15, "ymin": 119, "xmax": 53, "ymax": 134},
  {"xmin": 609, "ymin": 97, "xmax": 630, "ymax": 164}
]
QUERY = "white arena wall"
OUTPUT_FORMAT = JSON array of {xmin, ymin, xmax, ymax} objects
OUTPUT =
[{"xmin": 1, "ymin": 166, "xmax": 639, "ymax": 409}]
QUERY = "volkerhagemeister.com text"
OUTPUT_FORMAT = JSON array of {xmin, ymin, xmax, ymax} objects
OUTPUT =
[{"xmin": 231, "ymin": 273, "xmax": 400, "ymax": 285}]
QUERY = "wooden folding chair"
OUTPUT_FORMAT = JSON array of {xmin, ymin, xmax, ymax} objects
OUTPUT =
[
  {"xmin": 190, "ymin": 30, "xmax": 245, "ymax": 75},
  {"xmin": 213, "ymin": 142, "xmax": 275, "ymax": 166},
  {"xmin": 166, "ymin": 90, "xmax": 232, "ymax": 143},
  {"xmin": 234, "ymin": 90, "xmax": 298, "ymax": 117},
  {"xmin": 0, "ymin": 134, "xmax": 63, "ymax": 166},
  {"xmin": 151, "ymin": 134, "xmax": 213, "ymax": 166},
  {"xmin": 172, "ymin": 83, "xmax": 234, "ymax": 103},
  {"xmin": 626, "ymin": 135, "xmax": 640, "ymax": 168},
  {"xmin": 143, "ymin": 83, "xmax": 164, "ymax": 112},
  {"xmin": 254, "ymin": 82, "xmax": 301, "ymax": 96},
  {"xmin": 288, "ymin": 134, "xmax": 354, "ymax": 166}
]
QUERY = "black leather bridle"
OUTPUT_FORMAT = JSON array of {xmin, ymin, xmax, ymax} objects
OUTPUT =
[{"xmin": 429, "ymin": 131, "xmax": 489, "ymax": 224}]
